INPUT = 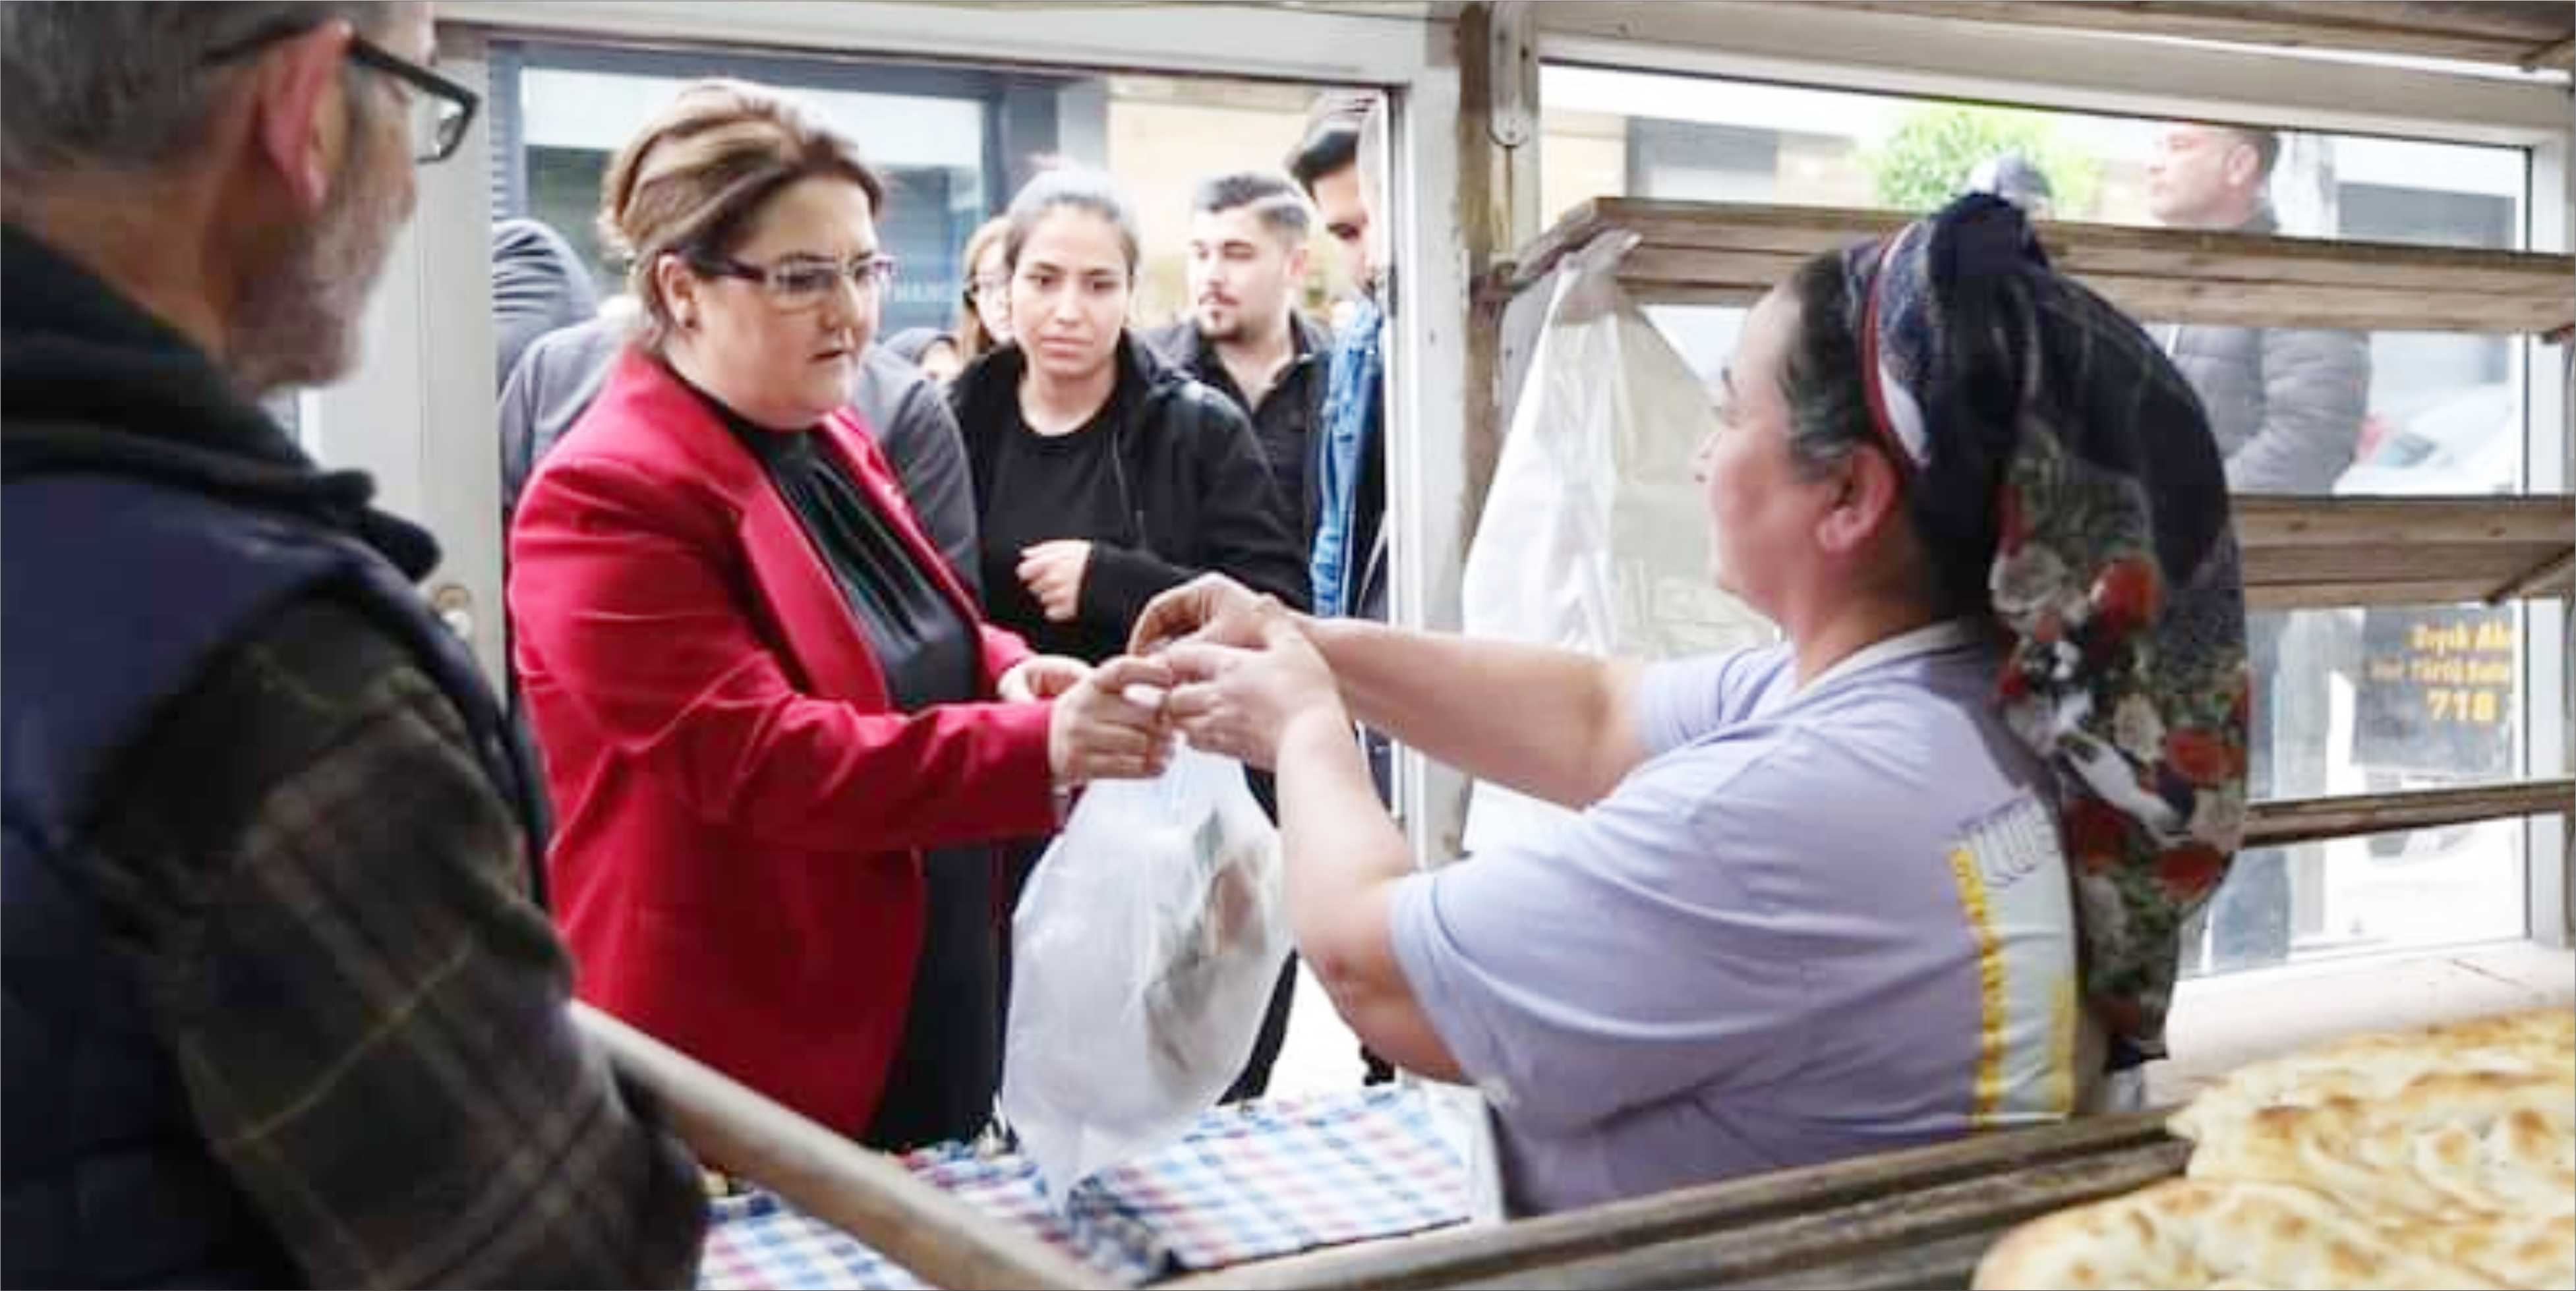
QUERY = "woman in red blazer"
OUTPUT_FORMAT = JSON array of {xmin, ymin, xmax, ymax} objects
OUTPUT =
[{"xmin": 508, "ymin": 83, "xmax": 1171, "ymax": 1146}]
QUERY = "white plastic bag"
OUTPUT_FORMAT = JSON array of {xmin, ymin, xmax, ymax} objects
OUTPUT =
[
  {"xmin": 1001, "ymin": 747, "xmax": 1290, "ymax": 1198},
  {"xmin": 1459, "ymin": 231, "xmax": 1777, "ymax": 858}
]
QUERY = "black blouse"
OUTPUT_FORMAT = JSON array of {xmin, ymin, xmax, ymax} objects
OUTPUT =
[
  {"xmin": 690, "ymin": 374, "xmax": 1004, "ymax": 1150},
  {"xmin": 713, "ymin": 410, "xmax": 980, "ymax": 714}
]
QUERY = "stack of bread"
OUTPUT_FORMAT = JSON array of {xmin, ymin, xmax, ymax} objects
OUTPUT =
[{"xmin": 1974, "ymin": 1006, "xmax": 2575, "ymax": 1290}]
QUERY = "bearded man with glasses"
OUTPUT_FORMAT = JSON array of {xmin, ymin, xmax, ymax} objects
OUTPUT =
[{"xmin": 1, "ymin": 5, "xmax": 705, "ymax": 1286}]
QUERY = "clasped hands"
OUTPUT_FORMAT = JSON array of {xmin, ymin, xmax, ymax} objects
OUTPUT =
[{"xmin": 1004, "ymin": 574, "xmax": 1347, "ymax": 786}]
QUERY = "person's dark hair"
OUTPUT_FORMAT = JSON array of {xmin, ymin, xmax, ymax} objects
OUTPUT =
[
  {"xmin": 2227, "ymin": 125, "xmax": 2282, "ymax": 182},
  {"xmin": 1194, "ymin": 171, "xmax": 1311, "ymax": 243},
  {"xmin": 1778, "ymin": 254, "xmax": 1875, "ymax": 482},
  {"xmin": 1001, "ymin": 166, "xmax": 1140, "ymax": 277},
  {"xmin": 1285, "ymin": 94, "xmax": 1369, "ymax": 194},
  {"xmin": 1778, "ymin": 252, "xmax": 2003, "ymax": 618},
  {"xmin": 881, "ymin": 325, "xmax": 953, "ymax": 368},
  {"xmin": 599, "ymin": 79, "xmax": 887, "ymax": 353},
  {"xmin": 1, "ymin": 1, "xmax": 410, "ymax": 186}
]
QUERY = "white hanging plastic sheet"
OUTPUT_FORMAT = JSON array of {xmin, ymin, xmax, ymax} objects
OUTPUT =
[{"xmin": 1459, "ymin": 233, "xmax": 1777, "ymax": 857}]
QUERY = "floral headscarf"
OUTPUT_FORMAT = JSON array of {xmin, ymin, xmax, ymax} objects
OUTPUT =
[{"xmin": 1844, "ymin": 195, "xmax": 2250, "ymax": 1063}]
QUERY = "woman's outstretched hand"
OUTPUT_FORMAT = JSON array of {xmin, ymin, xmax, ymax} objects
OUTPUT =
[
  {"xmin": 1128, "ymin": 573, "xmax": 1287, "ymax": 656},
  {"xmin": 997, "ymin": 653, "xmax": 1091, "ymax": 703},
  {"xmin": 1160, "ymin": 618, "xmax": 1344, "ymax": 771},
  {"xmin": 1047, "ymin": 655, "xmax": 1177, "ymax": 784}
]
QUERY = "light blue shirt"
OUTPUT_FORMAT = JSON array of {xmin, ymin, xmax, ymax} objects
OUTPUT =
[{"xmin": 1388, "ymin": 623, "xmax": 2088, "ymax": 1215}]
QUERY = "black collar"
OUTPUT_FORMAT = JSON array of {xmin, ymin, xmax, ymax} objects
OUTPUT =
[
  {"xmin": 1173, "ymin": 312, "xmax": 1327, "ymax": 392},
  {"xmin": 2, "ymin": 223, "xmax": 439, "ymax": 577}
]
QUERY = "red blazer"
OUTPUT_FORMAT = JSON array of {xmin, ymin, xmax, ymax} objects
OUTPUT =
[{"xmin": 508, "ymin": 351, "xmax": 1057, "ymax": 1135}]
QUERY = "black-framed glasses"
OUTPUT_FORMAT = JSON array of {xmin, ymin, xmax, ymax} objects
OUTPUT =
[
  {"xmin": 347, "ymin": 36, "xmax": 478, "ymax": 164},
  {"xmin": 693, "ymin": 254, "xmax": 900, "ymax": 311},
  {"xmin": 202, "ymin": 23, "xmax": 479, "ymax": 165}
]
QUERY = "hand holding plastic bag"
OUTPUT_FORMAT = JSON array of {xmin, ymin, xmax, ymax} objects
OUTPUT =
[{"xmin": 1001, "ymin": 746, "xmax": 1289, "ymax": 1199}]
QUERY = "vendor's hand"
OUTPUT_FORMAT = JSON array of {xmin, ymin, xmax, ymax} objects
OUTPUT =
[
  {"xmin": 1017, "ymin": 540, "xmax": 1093, "ymax": 623},
  {"xmin": 998, "ymin": 654, "xmax": 1090, "ymax": 703},
  {"xmin": 1049, "ymin": 655, "xmax": 1177, "ymax": 784},
  {"xmin": 1129, "ymin": 572, "xmax": 1287, "ymax": 655},
  {"xmin": 1162, "ymin": 624, "xmax": 1344, "ymax": 770}
]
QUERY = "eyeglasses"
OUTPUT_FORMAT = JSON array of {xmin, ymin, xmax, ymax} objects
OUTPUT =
[
  {"xmin": 347, "ymin": 36, "xmax": 479, "ymax": 163},
  {"xmin": 693, "ymin": 254, "xmax": 899, "ymax": 310},
  {"xmin": 202, "ymin": 23, "xmax": 480, "ymax": 165}
]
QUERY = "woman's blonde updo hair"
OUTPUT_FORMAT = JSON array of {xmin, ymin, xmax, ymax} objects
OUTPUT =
[
  {"xmin": 952, "ymin": 214, "xmax": 1012, "ymax": 362},
  {"xmin": 597, "ymin": 78, "xmax": 885, "ymax": 353}
]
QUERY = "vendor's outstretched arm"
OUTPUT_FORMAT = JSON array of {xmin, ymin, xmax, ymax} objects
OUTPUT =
[
  {"xmin": 1304, "ymin": 616, "xmax": 1649, "ymax": 809},
  {"xmin": 1134, "ymin": 575, "xmax": 1649, "ymax": 808},
  {"xmin": 1273, "ymin": 707, "xmax": 1463, "ymax": 1083}
]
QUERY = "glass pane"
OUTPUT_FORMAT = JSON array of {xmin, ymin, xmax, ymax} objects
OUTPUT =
[
  {"xmin": 517, "ymin": 66, "xmax": 987, "ymax": 337},
  {"xmin": 1756, "ymin": 312, "xmax": 2525, "ymax": 500},
  {"xmin": 1537, "ymin": 67, "xmax": 2532, "ymax": 503},
  {"xmin": 2192, "ymin": 602, "xmax": 2531, "ymax": 977},
  {"xmin": 2248, "ymin": 598, "xmax": 2528, "ymax": 830},
  {"xmin": 1104, "ymin": 75, "xmax": 1361, "ymax": 328},
  {"xmin": 1538, "ymin": 63, "xmax": 2528, "ymax": 250},
  {"xmin": 1639, "ymin": 302, "xmax": 1742, "ymax": 395},
  {"xmin": 2345, "ymin": 603, "xmax": 2526, "ymax": 786},
  {"xmin": 2346, "ymin": 334, "xmax": 2521, "ymax": 496},
  {"xmin": 510, "ymin": 60, "xmax": 1377, "ymax": 344},
  {"xmin": 2181, "ymin": 815, "xmax": 2536, "ymax": 976}
]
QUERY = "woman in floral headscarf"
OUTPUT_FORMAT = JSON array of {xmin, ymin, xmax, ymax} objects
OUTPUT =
[{"xmin": 1125, "ymin": 194, "xmax": 2248, "ymax": 1216}]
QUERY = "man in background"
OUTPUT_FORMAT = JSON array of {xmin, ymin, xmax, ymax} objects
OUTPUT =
[
  {"xmin": 1146, "ymin": 171, "xmax": 1330, "ymax": 542},
  {"xmin": 2147, "ymin": 121, "xmax": 2370, "ymax": 972},
  {"xmin": 1, "ymin": 4, "xmax": 704, "ymax": 1285},
  {"xmin": 1290, "ymin": 94, "xmax": 1390, "ymax": 636},
  {"xmin": 1290, "ymin": 92, "xmax": 1401, "ymax": 1084},
  {"xmin": 490, "ymin": 215, "xmax": 598, "ymax": 389}
]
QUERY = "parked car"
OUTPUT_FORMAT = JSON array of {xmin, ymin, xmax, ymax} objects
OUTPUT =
[{"xmin": 2337, "ymin": 382, "xmax": 2517, "ymax": 498}]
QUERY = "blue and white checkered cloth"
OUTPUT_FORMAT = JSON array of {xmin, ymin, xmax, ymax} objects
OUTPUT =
[{"xmin": 697, "ymin": 1087, "xmax": 1468, "ymax": 1289}]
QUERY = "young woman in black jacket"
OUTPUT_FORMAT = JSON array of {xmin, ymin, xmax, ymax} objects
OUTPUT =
[
  {"xmin": 951, "ymin": 168, "xmax": 1310, "ymax": 1103},
  {"xmin": 951, "ymin": 169, "xmax": 1308, "ymax": 664}
]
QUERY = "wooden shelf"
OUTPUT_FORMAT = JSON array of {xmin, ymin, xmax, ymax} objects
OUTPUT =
[
  {"xmin": 1176, "ymin": 1111, "xmax": 2184, "ymax": 1290},
  {"xmin": 2233, "ymin": 495, "xmax": 2575, "ymax": 610},
  {"xmin": 1512, "ymin": 198, "xmax": 2576, "ymax": 335},
  {"xmin": 2245, "ymin": 778, "xmax": 2573, "ymax": 848},
  {"xmin": 571, "ymin": 1005, "xmax": 1096, "ymax": 1291},
  {"xmin": 1801, "ymin": 2, "xmax": 2576, "ymax": 72}
]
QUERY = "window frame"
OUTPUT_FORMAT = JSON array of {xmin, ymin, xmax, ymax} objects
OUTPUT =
[{"xmin": 1520, "ymin": 36, "xmax": 2571, "ymax": 954}]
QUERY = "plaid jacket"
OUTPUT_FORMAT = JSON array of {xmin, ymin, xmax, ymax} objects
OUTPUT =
[{"xmin": 86, "ymin": 596, "xmax": 708, "ymax": 1287}]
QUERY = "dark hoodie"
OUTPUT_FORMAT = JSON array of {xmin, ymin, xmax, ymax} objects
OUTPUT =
[{"xmin": 949, "ymin": 333, "xmax": 1308, "ymax": 661}]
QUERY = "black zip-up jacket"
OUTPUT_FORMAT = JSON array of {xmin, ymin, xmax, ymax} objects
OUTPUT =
[
  {"xmin": 951, "ymin": 335, "xmax": 1309, "ymax": 660},
  {"xmin": 1141, "ymin": 312, "xmax": 1330, "ymax": 544}
]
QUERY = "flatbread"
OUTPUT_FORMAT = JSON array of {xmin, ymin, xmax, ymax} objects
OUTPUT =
[
  {"xmin": 1970, "ymin": 1178, "xmax": 2507, "ymax": 1290},
  {"xmin": 2183, "ymin": 1068, "xmax": 2575, "ymax": 1222},
  {"xmin": 2418, "ymin": 1212, "xmax": 2576, "ymax": 1291},
  {"xmin": 1979, "ymin": 1007, "xmax": 2575, "ymax": 1290},
  {"xmin": 2169, "ymin": 1007, "xmax": 2574, "ymax": 1148}
]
